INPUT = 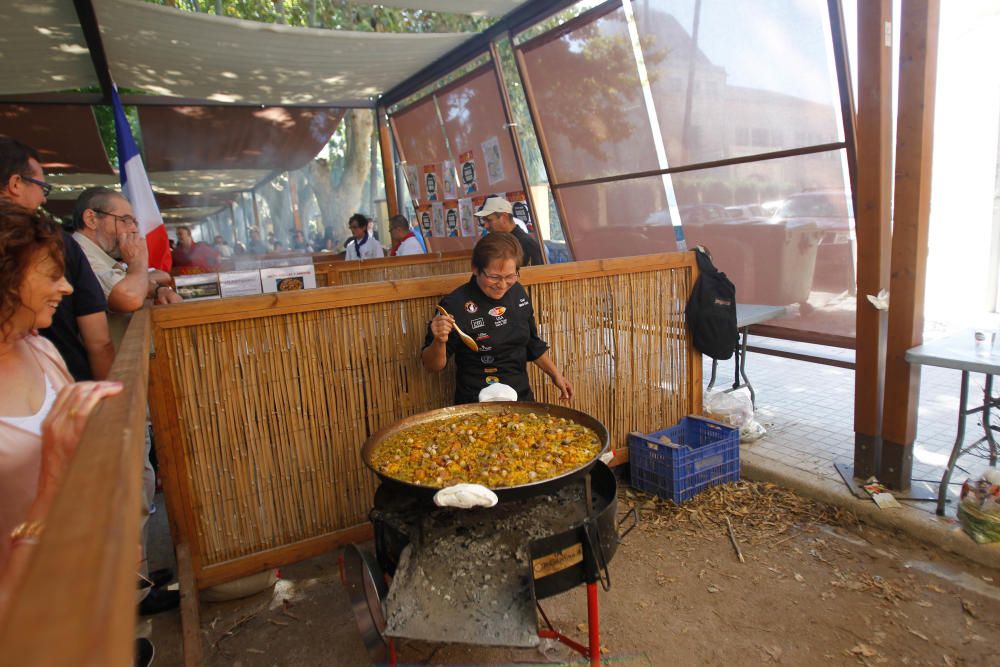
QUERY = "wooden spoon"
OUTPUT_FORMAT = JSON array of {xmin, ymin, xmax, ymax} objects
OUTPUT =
[{"xmin": 436, "ymin": 305, "xmax": 479, "ymax": 352}]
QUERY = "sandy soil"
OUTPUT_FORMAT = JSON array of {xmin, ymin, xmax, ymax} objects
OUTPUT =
[{"xmin": 149, "ymin": 480, "xmax": 1000, "ymax": 666}]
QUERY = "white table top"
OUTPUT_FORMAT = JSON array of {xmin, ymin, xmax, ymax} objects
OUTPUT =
[
  {"xmin": 906, "ymin": 330, "xmax": 1000, "ymax": 375},
  {"xmin": 736, "ymin": 304, "xmax": 787, "ymax": 329}
]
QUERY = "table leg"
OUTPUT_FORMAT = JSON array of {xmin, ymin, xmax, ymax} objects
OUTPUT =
[
  {"xmin": 983, "ymin": 374, "xmax": 997, "ymax": 466},
  {"xmin": 737, "ymin": 327, "xmax": 755, "ymax": 408},
  {"xmin": 937, "ymin": 371, "xmax": 970, "ymax": 516}
]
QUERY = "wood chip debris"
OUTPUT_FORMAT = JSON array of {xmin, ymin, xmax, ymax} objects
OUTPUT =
[{"xmin": 622, "ymin": 480, "xmax": 857, "ymax": 546}]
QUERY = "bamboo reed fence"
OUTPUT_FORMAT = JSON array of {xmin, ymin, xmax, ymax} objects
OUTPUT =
[
  {"xmin": 313, "ymin": 250, "xmax": 471, "ymax": 287},
  {"xmin": 148, "ymin": 252, "xmax": 700, "ymax": 591}
]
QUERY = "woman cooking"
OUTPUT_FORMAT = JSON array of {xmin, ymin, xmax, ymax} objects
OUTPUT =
[{"xmin": 422, "ymin": 232, "xmax": 573, "ymax": 405}]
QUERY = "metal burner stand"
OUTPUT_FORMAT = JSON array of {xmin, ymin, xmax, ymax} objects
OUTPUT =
[{"xmin": 340, "ymin": 462, "xmax": 636, "ymax": 667}]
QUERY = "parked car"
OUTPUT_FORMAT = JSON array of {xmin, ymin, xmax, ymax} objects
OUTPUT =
[
  {"xmin": 725, "ymin": 204, "xmax": 769, "ymax": 220},
  {"xmin": 771, "ymin": 189, "xmax": 855, "ymax": 294}
]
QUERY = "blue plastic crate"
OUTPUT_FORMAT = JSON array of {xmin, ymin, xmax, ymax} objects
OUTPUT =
[{"xmin": 628, "ymin": 416, "xmax": 740, "ymax": 503}]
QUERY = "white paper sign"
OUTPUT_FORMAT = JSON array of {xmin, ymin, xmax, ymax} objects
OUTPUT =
[
  {"xmin": 481, "ymin": 136, "xmax": 505, "ymax": 186},
  {"xmin": 219, "ymin": 270, "xmax": 263, "ymax": 298},
  {"xmin": 260, "ymin": 265, "xmax": 317, "ymax": 294},
  {"xmin": 174, "ymin": 273, "xmax": 220, "ymax": 301}
]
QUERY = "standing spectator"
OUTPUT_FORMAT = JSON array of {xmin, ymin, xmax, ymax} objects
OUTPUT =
[
  {"xmin": 247, "ymin": 228, "xmax": 269, "ymax": 255},
  {"xmin": 474, "ymin": 196, "xmax": 544, "ymax": 267},
  {"xmin": 0, "ymin": 201, "xmax": 123, "ymax": 609},
  {"xmin": 315, "ymin": 225, "xmax": 336, "ymax": 252},
  {"xmin": 213, "ymin": 235, "xmax": 234, "ymax": 258},
  {"xmin": 389, "ymin": 215, "xmax": 423, "ymax": 257},
  {"xmin": 0, "ymin": 137, "xmax": 115, "ymax": 381},
  {"xmin": 291, "ymin": 229, "xmax": 311, "ymax": 253},
  {"xmin": 344, "ymin": 213, "xmax": 384, "ymax": 260},
  {"xmin": 172, "ymin": 226, "xmax": 220, "ymax": 274}
]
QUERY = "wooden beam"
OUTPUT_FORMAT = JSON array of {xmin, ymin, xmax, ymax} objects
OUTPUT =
[
  {"xmin": 852, "ymin": 0, "xmax": 894, "ymax": 479},
  {"xmin": 376, "ymin": 106, "xmax": 399, "ymax": 218},
  {"xmin": 71, "ymin": 0, "xmax": 114, "ymax": 102},
  {"xmin": 881, "ymin": 0, "xmax": 940, "ymax": 490},
  {"xmin": 176, "ymin": 544, "xmax": 204, "ymax": 667}
]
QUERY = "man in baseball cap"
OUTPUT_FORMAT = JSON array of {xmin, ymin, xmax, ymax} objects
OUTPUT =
[{"xmin": 474, "ymin": 196, "xmax": 544, "ymax": 266}]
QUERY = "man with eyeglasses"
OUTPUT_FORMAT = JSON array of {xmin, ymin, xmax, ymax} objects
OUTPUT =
[
  {"xmin": 473, "ymin": 196, "xmax": 544, "ymax": 267},
  {"xmin": 72, "ymin": 187, "xmax": 182, "ymax": 346},
  {"xmin": 0, "ymin": 136, "xmax": 116, "ymax": 383},
  {"xmin": 72, "ymin": 185, "xmax": 182, "ymax": 618}
]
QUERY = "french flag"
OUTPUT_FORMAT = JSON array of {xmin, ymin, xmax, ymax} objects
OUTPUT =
[{"xmin": 110, "ymin": 85, "xmax": 171, "ymax": 272}]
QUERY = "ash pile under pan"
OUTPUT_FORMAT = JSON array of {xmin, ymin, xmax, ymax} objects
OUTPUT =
[{"xmin": 382, "ymin": 484, "xmax": 589, "ymax": 647}]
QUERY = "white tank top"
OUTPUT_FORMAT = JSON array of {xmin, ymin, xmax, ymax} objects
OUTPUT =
[{"xmin": 0, "ymin": 375, "xmax": 57, "ymax": 436}]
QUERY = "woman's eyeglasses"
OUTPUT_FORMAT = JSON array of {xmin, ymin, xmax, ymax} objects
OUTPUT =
[
  {"xmin": 481, "ymin": 271, "xmax": 519, "ymax": 286},
  {"xmin": 22, "ymin": 176, "xmax": 53, "ymax": 197}
]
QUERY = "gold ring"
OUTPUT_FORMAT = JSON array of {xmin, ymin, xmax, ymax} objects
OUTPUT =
[{"xmin": 69, "ymin": 408, "xmax": 78, "ymax": 418}]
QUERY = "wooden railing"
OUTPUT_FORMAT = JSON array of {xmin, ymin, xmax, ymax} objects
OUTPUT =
[
  {"xmin": 0, "ymin": 310, "xmax": 152, "ymax": 667},
  {"xmin": 312, "ymin": 250, "xmax": 470, "ymax": 286}
]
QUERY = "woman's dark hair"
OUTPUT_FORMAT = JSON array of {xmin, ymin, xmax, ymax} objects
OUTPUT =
[
  {"xmin": 472, "ymin": 232, "xmax": 523, "ymax": 272},
  {"xmin": 348, "ymin": 213, "xmax": 369, "ymax": 230},
  {"xmin": 0, "ymin": 200, "xmax": 65, "ymax": 337}
]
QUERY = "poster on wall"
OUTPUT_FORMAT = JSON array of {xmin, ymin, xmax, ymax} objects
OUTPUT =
[
  {"xmin": 423, "ymin": 164, "xmax": 440, "ymax": 201},
  {"xmin": 443, "ymin": 200, "xmax": 460, "ymax": 237},
  {"xmin": 441, "ymin": 160, "xmax": 458, "ymax": 200},
  {"xmin": 458, "ymin": 198, "xmax": 476, "ymax": 237},
  {"xmin": 459, "ymin": 150, "xmax": 478, "ymax": 194},
  {"xmin": 403, "ymin": 164, "xmax": 419, "ymax": 201},
  {"xmin": 505, "ymin": 190, "xmax": 534, "ymax": 232},
  {"xmin": 416, "ymin": 203, "xmax": 433, "ymax": 237},
  {"xmin": 471, "ymin": 195, "xmax": 488, "ymax": 237},
  {"xmin": 431, "ymin": 202, "xmax": 446, "ymax": 237},
  {"xmin": 481, "ymin": 137, "xmax": 505, "ymax": 186}
]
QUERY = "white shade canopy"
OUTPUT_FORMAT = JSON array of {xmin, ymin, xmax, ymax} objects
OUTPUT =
[{"xmin": 347, "ymin": 0, "xmax": 530, "ymax": 18}]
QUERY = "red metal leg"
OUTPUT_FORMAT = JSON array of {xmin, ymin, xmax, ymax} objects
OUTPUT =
[
  {"xmin": 388, "ymin": 638, "xmax": 397, "ymax": 666},
  {"xmin": 587, "ymin": 582, "xmax": 600, "ymax": 667}
]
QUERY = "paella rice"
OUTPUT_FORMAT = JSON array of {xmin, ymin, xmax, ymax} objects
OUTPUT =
[{"xmin": 371, "ymin": 412, "xmax": 603, "ymax": 488}]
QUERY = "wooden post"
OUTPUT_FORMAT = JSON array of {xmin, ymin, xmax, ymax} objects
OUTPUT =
[
  {"xmin": 376, "ymin": 106, "xmax": 399, "ymax": 218},
  {"xmin": 177, "ymin": 543, "xmax": 204, "ymax": 667},
  {"xmin": 881, "ymin": 0, "xmax": 940, "ymax": 490},
  {"xmin": 852, "ymin": 0, "xmax": 893, "ymax": 479},
  {"xmin": 288, "ymin": 172, "xmax": 302, "ymax": 232},
  {"xmin": 489, "ymin": 40, "xmax": 547, "ymax": 263}
]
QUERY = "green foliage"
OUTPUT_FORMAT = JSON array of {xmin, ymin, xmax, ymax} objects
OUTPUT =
[{"xmin": 143, "ymin": 0, "xmax": 494, "ymax": 33}]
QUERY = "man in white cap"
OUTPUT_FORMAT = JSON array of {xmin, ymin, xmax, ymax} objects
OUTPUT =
[{"xmin": 473, "ymin": 196, "xmax": 544, "ymax": 266}]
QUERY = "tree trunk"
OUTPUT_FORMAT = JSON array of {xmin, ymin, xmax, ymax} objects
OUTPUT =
[{"xmin": 331, "ymin": 109, "xmax": 374, "ymax": 224}]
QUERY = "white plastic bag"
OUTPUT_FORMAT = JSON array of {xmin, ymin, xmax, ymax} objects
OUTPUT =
[{"xmin": 703, "ymin": 388, "xmax": 753, "ymax": 429}]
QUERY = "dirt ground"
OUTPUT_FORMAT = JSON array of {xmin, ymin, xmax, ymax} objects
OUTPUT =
[{"xmin": 149, "ymin": 480, "xmax": 1000, "ymax": 666}]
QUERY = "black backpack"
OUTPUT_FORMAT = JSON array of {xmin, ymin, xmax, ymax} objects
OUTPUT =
[{"xmin": 685, "ymin": 246, "xmax": 738, "ymax": 360}]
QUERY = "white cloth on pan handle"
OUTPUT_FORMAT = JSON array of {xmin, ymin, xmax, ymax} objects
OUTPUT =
[
  {"xmin": 478, "ymin": 383, "xmax": 518, "ymax": 402},
  {"xmin": 433, "ymin": 483, "xmax": 499, "ymax": 509}
]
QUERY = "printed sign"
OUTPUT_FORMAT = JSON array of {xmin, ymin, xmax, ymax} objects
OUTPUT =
[
  {"xmin": 459, "ymin": 150, "xmax": 478, "ymax": 194},
  {"xmin": 441, "ymin": 160, "xmax": 458, "ymax": 200},
  {"xmin": 403, "ymin": 164, "xmax": 419, "ymax": 201},
  {"xmin": 431, "ymin": 202, "xmax": 446, "ymax": 237},
  {"xmin": 443, "ymin": 200, "xmax": 459, "ymax": 237},
  {"xmin": 415, "ymin": 203, "xmax": 433, "ymax": 237},
  {"xmin": 219, "ymin": 270, "xmax": 263, "ymax": 298},
  {"xmin": 423, "ymin": 164, "xmax": 440, "ymax": 201},
  {"xmin": 481, "ymin": 136, "xmax": 505, "ymax": 186},
  {"xmin": 174, "ymin": 273, "xmax": 220, "ymax": 301},
  {"xmin": 260, "ymin": 265, "xmax": 317, "ymax": 294},
  {"xmin": 458, "ymin": 198, "xmax": 476, "ymax": 237},
  {"xmin": 505, "ymin": 190, "xmax": 533, "ymax": 231}
]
